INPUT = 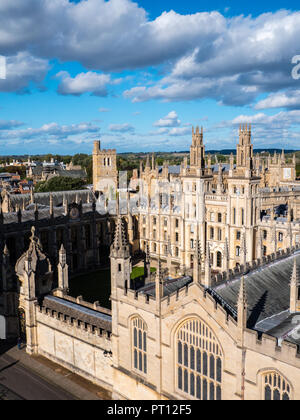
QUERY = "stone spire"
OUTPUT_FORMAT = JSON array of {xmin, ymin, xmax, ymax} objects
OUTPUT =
[
  {"xmin": 290, "ymin": 258, "xmax": 300, "ymax": 313},
  {"xmin": 217, "ymin": 163, "xmax": 223, "ymax": 194},
  {"xmin": 57, "ymin": 244, "xmax": 69, "ymax": 297},
  {"xmin": 110, "ymin": 216, "xmax": 130, "ymax": 259}
]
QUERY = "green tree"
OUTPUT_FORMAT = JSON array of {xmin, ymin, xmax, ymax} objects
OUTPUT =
[{"xmin": 34, "ymin": 176, "xmax": 86, "ymax": 193}]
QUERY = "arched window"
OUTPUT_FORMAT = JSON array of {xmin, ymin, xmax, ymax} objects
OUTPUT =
[
  {"xmin": 262, "ymin": 372, "xmax": 291, "ymax": 400},
  {"xmin": 176, "ymin": 318, "xmax": 223, "ymax": 400},
  {"xmin": 236, "ymin": 246, "xmax": 241, "ymax": 257},
  {"xmin": 216, "ymin": 252, "xmax": 222, "ymax": 268},
  {"xmin": 132, "ymin": 317, "xmax": 147, "ymax": 375}
]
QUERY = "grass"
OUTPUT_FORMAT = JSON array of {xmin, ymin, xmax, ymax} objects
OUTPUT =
[{"xmin": 130, "ymin": 266, "xmax": 156, "ymax": 280}]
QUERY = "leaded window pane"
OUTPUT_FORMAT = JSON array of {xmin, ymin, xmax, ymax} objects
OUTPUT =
[
  {"xmin": 203, "ymin": 352, "xmax": 208, "ymax": 376},
  {"xmin": 176, "ymin": 319, "xmax": 222, "ymax": 400},
  {"xmin": 216, "ymin": 385, "xmax": 222, "ymax": 401},
  {"xmin": 203, "ymin": 379, "xmax": 207, "ymax": 400},
  {"xmin": 184, "ymin": 344, "xmax": 188, "ymax": 367},
  {"xmin": 217, "ymin": 358, "xmax": 222, "ymax": 382},
  {"xmin": 178, "ymin": 367, "xmax": 183, "ymax": 390},
  {"xmin": 274, "ymin": 389, "xmax": 280, "ymax": 401},
  {"xmin": 178, "ymin": 341, "xmax": 182, "ymax": 364},
  {"xmin": 184, "ymin": 369, "xmax": 189, "ymax": 393},
  {"xmin": 210, "ymin": 355, "xmax": 215, "ymax": 380},
  {"xmin": 190, "ymin": 373, "xmax": 195, "ymax": 396},
  {"xmin": 190, "ymin": 347, "xmax": 195, "ymax": 370},
  {"xmin": 210, "ymin": 382, "xmax": 215, "ymax": 401},
  {"xmin": 265, "ymin": 385, "xmax": 272, "ymax": 400}
]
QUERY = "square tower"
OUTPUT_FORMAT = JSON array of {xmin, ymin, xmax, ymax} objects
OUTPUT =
[{"xmin": 93, "ymin": 140, "xmax": 118, "ymax": 195}]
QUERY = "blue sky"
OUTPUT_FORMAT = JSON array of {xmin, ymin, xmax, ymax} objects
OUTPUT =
[{"xmin": 1, "ymin": 0, "xmax": 300, "ymax": 155}]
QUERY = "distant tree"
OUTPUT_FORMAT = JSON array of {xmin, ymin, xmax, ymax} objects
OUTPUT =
[
  {"xmin": 34, "ymin": 176, "xmax": 86, "ymax": 193},
  {"xmin": 0, "ymin": 165, "xmax": 26, "ymax": 179}
]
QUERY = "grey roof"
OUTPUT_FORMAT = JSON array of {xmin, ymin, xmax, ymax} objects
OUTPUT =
[
  {"xmin": 212, "ymin": 252, "xmax": 300, "ymax": 329},
  {"xmin": 138, "ymin": 276, "xmax": 192, "ymax": 298},
  {"xmin": 10, "ymin": 190, "xmax": 93, "ymax": 207},
  {"xmin": 43, "ymin": 296, "xmax": 112, "ymax": 332}
]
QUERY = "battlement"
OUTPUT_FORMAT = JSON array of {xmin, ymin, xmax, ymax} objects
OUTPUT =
[{"xmin": 38, "ymin": 294, "xmax": 112, "ymax": 340}]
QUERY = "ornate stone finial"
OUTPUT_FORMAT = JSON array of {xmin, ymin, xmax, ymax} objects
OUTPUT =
[{"xmin": 110, "ymin": 216, "xmax": 130, "ymax": 259}]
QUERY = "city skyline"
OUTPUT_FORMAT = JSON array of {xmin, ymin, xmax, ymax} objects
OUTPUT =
[{"xmin": 1, "ymin": 0, "xmax": 300, "ymax": 155}]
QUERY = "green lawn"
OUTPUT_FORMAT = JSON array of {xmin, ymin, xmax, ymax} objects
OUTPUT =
[{"xmin": 130, "ymin": 266, "xmax": 156, "ymax": 280}]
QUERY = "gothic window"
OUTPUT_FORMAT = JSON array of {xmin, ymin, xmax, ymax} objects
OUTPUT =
[
  {"xmin": 218, "ymin": 213, "xmax": 222, "ymax": 223},
  {"xmin": 176, "ymin": 318, "xmax": 223, "ymax": 400},
  {"xmin": 236, "ymin": 246, "xmax": 241, "ymax": 257},
  {"xmin": 210, "ymin": 228, "xmax": 214, "ymax": 240},
  {"xmin": 132, "ymin": 317, "xmax": 147, "ymax": 375},
  {"xmin": 278, "ymin": 232, "xmax": 283, "ymax": 242},
  {"xmin": 233, "ymin": 208, "xmax": 236, "ymax": 225},
  {"xmin": 176, "ymin": 232, "xmax": 179, "ymax": 242},
  {"xmin": 262, "ymin": 372, "xmax": 291, "ymax": 400},
  {"xmin": 190, "ymin": 239, "xmax": 194, "ymax": 250},
  {"xmin": 236, "ymin": 231, "xmax": 241, "ymax": 240},
  {"xmin": 263, "ymin": 230, "xmax": 268, "ymax": 240},
  {"xmin": 241, "ymin": 208, "xmax": 245, "ymax": 225},
  {"xmin": 216, "ymin": 252, "xmax": 222, "ymax": 268},
  {"xmin": 218, "ymin": 228, "xmax": 222, "ymax": 241},
  {"xmin": 175, "ymin": 247, "xmax": 179, "ymax": 257},
  {"xmin": 175, "ymin": 219, "xmax": 179, "ymax": 228}
]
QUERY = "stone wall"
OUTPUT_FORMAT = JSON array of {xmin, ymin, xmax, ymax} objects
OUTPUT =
[{"xmin": 36, "ymin": 296, "xmax": 113, "ymax": 392}]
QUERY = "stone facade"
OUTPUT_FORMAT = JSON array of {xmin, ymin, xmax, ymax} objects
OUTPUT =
[{"xmin": 1, "ymin": 126, "xmax": 300, "ymax": 400}]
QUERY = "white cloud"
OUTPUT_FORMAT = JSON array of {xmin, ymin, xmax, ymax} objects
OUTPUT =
[
  {"xmin": 255, "ymin": 90, "xmax": 300, "ymax": 109},
  {"xmin": 109, "ymin": 123, "xmax": 135, "ymax": 133},
  {"xmin": 0, "ymin": 120, "xmax": 23, "ymax": 129},
  {"xmin": 0, "ymin": 121, "xmax": 100, "ymax": 142},
  {"xmin": 0, "ymin": 52, "xmax": 49, "ymax": 93},
  {"xmin": 56, "ymin": 71, "xmax": 121, "ymax": 96},
  {"xmin": 1, "ymin": 1, "xmax": 300, "ymax": 106},
  {"xmin": 153, "ymin": 111, "xmax": 181, "ymax": 127}
]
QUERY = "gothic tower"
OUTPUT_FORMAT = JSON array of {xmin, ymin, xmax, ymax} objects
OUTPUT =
[
  {"xmin": 236, "ymin": 124, "xmax": 253, "ymax": 170},
  {"xmin": 190, "ymin": 126, "xmax": 205, "ymax": 171},
  {"xmin": 93, "ymin": 140, "xmax": 118, "ymax": 195}
]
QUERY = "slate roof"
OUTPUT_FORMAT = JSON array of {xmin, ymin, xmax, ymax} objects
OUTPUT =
[
  {"xmin": 212, "ymin": 252, "xmax": 300, "ymax": 329},
  {"xmin": 43, "ymin": 295, "xmax": 112, "ymax": 332},
  {"xmin": 138, "ymin": 276, "xmax": 192, "ymax": 298}
]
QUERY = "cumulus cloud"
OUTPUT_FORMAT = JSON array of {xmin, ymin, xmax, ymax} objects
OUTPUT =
[
  {"xmin": 0, "ymin": 120, "xmax": 24, "ymax": 129},
  {"xmin": 213, "ymin": 110, "xmax": 300, "ymax": 149},
  {"xmin": 1, "ymin": 1, "xmax": 300, "ymax": 106},
  {"xmin": 0, "ymin": 52, "xmax": 49, "ymax": 93},
  {"xmin": 0, "ymin": 121, "xmax": 100, "ymax": 141},
  {"xmin": 255, "ymin": 90, "xmax": 300, "ymax": 110},
  {"xmin": 56, "ymin": 71, "xmax": 121, "ymax": 96},
  {"xmin": 153, "ymin": 111, "xmax": 181, "ymax": 127},
  {"xmin": 109, "ymin": 123, "xmax": 135, "ymax": 133}
]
